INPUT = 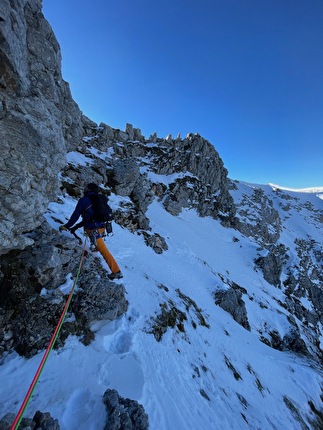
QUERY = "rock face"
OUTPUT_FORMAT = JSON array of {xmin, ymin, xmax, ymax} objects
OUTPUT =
[
  {"xmin": 255, "ymin": 243, "xmax": 289, "ymax": 287},
  {"xmin": 115, "ymin": 131, "xmax": 236, "ymax": 224},
  {"xmin": 103, "ymin": 389, "xmax": 149, "ymax": 430},
  {"xmin": 233, "ymin": 186, "xmax": 281, "ymax": 246},
  {"xmin": 0, "ymin": 0, "xmax": 82, "ymax": 255},
  {"xmin": 63, "ymin": 125, "xmax": 236, "ymax": 232},
  {"xmin": 0, "ymin": 226, "xmax": 128, "ymax": 358},
  {"xmin": 214, "ymin": 286, "xmax": 251, "ymax": 331},
  {"xmin": 231, "ymin": 183, "xmax": 323, "ymax": 362}
]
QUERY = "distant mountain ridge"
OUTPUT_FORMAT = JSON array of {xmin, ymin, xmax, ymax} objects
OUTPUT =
[{"xmin": 269, "ymin": 184, "xmax": 323, "ymax": 194}]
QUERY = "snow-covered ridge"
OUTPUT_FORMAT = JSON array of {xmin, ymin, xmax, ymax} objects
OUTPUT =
[{"xmin": 269, "ymin": 182, "xmax": 323, "ymax": 194}]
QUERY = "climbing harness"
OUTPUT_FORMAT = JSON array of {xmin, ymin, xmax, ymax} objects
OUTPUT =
[{"xmin": 10, "ymin": 238, "xmax": 87, "ymax": 430}]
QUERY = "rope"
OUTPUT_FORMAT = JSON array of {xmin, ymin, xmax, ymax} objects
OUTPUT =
[{"xmin": 10, "ymin": 238, "xmax": 87, "ymax": 430}]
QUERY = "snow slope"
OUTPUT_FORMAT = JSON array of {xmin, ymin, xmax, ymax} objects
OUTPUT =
[{"xmin": 1, "ymin": 165, "xmax": 322, "ymax": 429}]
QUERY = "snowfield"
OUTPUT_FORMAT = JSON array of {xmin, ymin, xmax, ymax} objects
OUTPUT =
[{"xmin": 1, "ymin": 173, "xmax": 323, "ymax": 429}]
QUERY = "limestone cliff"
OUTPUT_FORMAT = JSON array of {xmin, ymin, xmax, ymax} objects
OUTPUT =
[{"xmin": 0, "ymin": 0, "xmax": 82, "ymax": 254}]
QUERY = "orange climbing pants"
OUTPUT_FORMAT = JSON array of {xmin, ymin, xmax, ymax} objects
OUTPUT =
[{"xmin": 86, "ymin": 227, "xmax": 120, "ymax": 273}]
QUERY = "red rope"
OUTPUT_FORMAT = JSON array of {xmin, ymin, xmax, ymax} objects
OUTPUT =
[{"xmin": 10, "ymin": 239, "xmax": 87, "ymax": 430}]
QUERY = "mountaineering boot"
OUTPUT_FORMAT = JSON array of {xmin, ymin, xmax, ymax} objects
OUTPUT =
[{"xmin": 108, "ymin": 271, "xmax": 123, "ymax": 280}]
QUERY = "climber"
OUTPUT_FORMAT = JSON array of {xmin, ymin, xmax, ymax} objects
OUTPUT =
[{"xmin": 59, "ymin": 183, "xmax": 123, "ymax": 280}]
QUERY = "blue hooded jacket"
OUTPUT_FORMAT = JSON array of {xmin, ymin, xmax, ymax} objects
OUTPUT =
[{"xmin": 65, "ymin": 191, "xmax": 106, "ymax": 230}]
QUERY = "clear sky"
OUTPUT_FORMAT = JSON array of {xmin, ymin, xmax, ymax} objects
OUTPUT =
[{"xmin": 42, "ymin": 0, "xmax": 323, "ymax": 188}]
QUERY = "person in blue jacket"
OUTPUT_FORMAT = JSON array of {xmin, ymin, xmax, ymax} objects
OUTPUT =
[{"xmin": 59, "ymin": 183, "xmax": 123, "ymax": 280}]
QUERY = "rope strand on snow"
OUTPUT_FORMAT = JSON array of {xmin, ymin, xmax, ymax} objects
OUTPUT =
[{"xmin": 10, "ymin": 238, "xmax": 87, "ymax": 430}]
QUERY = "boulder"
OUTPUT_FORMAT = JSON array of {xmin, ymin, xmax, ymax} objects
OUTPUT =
[
  {"xmin": 214, "ymin": 287, "xmax": 250, "ymax": 331},
  {"xmin": 103, "ymin": 389, "xmax": 149, "ymax": 430}
]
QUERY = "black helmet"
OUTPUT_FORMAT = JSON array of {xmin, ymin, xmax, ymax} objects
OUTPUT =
[{"xmin": 84, "ymin": 183, "xmax": 99, "ymax": 194}]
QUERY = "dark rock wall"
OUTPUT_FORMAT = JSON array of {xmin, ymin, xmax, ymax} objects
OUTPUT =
[{"xmin": 0, "ymin": 0, "xmax": 82, "ymax": 254}]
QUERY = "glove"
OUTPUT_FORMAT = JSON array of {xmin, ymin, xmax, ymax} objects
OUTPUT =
[{"xmin": 59, "ymin": 225, "xmax": 69, "ymax": 232}]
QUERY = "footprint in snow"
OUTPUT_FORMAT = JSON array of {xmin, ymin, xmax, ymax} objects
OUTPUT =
[{"xmin": 109, "ymin": 331, "xmax": 132, "ymax": 355}]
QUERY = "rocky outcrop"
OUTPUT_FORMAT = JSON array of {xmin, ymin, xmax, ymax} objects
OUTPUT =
[
  {"xmin": 103, "ymin": 389, "xmax": 149, "ymax": 430},
  {"xmin": 0, "ymin": 225, "xmax": 128, "ymax": 358},
  {"xmin": 234, "ymin": 186, "xmax": 281, "ymax": 247},
  {"xmin": 0, "ymin": 388, "xmax": 150, "ymax": 430},
  {"xmin": 141, "ymin": 132, "xmax": 235, "ymax": 224},
  {"xmin": 0, "ymin": 390, "xmax": 150, "ymax": 430},
  {"xmin": 232, "ymin": 182, "xmax": 323, "ymax": 362},
  {"xmin": 58, "ymin": 123, "xmax": 236, "ymax": 240},
  {"xmin": 255, "ymin": 243, "xmax": 289, "ymax": 287},
  {"xmin": 0, "ymin": 0, "xmax": 82, "ymax": 255},
  {"xmin": 0, "ymin": 411, "xmax": 60, "ymax": 430},
  {"xmin": 111, "ymin": 158, "xmax": 154, "ymax": 230},
  {"xmin": 148, "ymin": 289, "xmax": 210, "ymax": 342},
  {"xmin": 153, "ymin": 133, "xmax": 236, "ymax": 223},
  {"xmin": 142, "ymin": 232, "xmax": 168, "ymax": 254},
  {"xmin": 260, "ymin": 327, "xmax": 309, "ymax": 357},
  {"xmin": 214, "ymin": 283, "xmax": 251, "ymax": 331},
  {"xmin": 68, "ymin": 125, "xmax": 236, "ymax": 227}
]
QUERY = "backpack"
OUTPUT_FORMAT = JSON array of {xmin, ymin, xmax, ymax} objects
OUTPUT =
[{"xmin": 90, "ymin": 193, "xmax": 113, "ymax": 223}]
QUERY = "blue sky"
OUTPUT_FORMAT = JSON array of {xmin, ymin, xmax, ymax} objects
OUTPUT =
[{"xmin": 43, "ymin": 0, "xmax": 323, "ymax": 188}]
